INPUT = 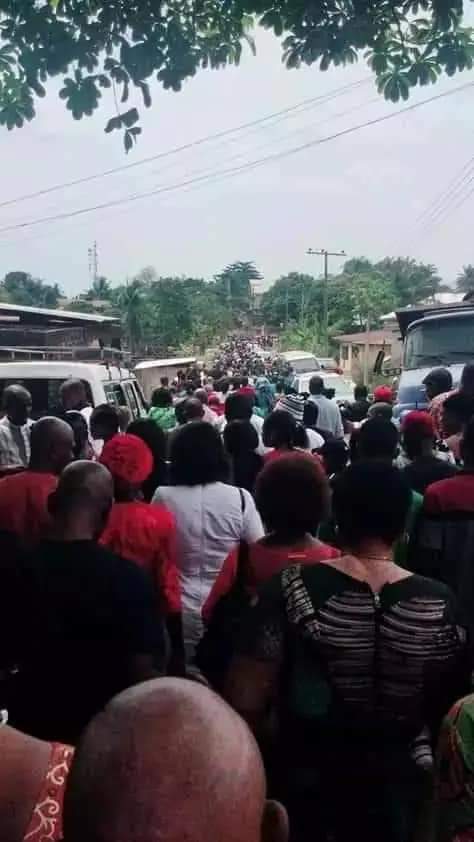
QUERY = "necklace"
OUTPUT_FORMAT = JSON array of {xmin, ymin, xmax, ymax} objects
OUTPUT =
[{"xmin": 361, "ymin": 554, "xmax": 393, "ymax": 563}]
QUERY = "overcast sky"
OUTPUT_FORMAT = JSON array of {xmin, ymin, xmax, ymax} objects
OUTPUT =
[{"xmin": 0, "ymin": 16, "xmax": 473, "ymax": 296}]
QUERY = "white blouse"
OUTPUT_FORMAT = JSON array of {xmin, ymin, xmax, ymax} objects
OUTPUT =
[{"xmin": 153, "ymin": 482, "xmax": 263, "ymax": 659}]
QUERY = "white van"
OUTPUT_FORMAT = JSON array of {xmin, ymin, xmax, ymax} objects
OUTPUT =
[
  {"xmin": 0, "ymin": 361, "xmax": 148, "ymax": 420},
  {"xmin": 281, "ymin": 350, "xmax": 320, "ymax": 374}
]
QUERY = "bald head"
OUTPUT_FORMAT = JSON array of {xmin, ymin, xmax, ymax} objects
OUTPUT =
[
  {"xmin": 59, "ymin": 379, "xmax": 88, "ymax": 412},
  {"xmin": 49, "ymin": 461, "xmax": 113, "ymax": 540},
  {"xmin": 182, "ymin": 397, "xmax": 205, "ymax": 422},
  {"xmin": 194, "ymin": 388, "xmax": 209, "ymax": 406},
  {"xmin": 30, "ymin": 417, "xmax": 74, "ymax": 474},
  {"xmin": 64, "ymin": 678, "xmax": 287, "ymax": 842}
]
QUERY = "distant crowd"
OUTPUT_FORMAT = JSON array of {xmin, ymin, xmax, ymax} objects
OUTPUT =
[{"xmin": 1, "ymin": 346, "xmax": 474, "ymax": 842}]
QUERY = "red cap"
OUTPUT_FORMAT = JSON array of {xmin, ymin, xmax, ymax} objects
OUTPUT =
[{"xmin": 373, "ymin": 385, "xmax": 393, "ymax": 403}]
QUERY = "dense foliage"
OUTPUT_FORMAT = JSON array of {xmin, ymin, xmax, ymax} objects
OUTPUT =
[
  {"xmin": 0, "ymin": 254, "xmax": 460, "ymax": 354},
  {"xmin": 0, "ymin": 1, "xmax": 472, "ymax": 149}
]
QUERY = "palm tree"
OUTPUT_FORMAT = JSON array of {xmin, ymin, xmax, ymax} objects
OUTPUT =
[
  {"xmin": 456, "ymin": 265, "xmax": 474, "ymax": 294},
  {"xmin": 119, "ymin": 280, "xmax": 144, "ymax": 354},
  {"xmin": 86, "ymin": 275, "xmax": 112, "ymax": 300}
]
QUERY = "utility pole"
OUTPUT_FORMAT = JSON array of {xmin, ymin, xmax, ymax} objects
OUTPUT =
[{"xmin": 307, "ymin": 247, "xmax": 346, "ymax": 354}]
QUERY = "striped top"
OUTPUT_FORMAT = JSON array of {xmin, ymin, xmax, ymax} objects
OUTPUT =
[{"xmin": 239, "ymin": 564, "xmax": 465, "ymax": 743}]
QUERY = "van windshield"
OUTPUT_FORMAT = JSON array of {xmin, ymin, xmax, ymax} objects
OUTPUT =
[{"xmin": 404, "ymin": 316, "xmax": 474, "ymax": 369}]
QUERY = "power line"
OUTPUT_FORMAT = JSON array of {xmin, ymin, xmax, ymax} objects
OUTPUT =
[
  {"xmin": 416, "ymin": 156, "xmax": 474, "ymax": 226},
  {"xmin": 0, "ymin": 77, "xmax": 370, "ymax": 211},
  {"xmin": 0, "ymin": 80, "xmax": 471, "ymax": 238},
  {"xmin": 0, "ymin": 92, "xmax": 381, "ymax": 249}
]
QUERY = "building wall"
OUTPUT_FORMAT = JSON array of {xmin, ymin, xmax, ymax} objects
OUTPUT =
[{"xmin": 338, "ymin": 342, "xmax": 392, "ymax": 382}]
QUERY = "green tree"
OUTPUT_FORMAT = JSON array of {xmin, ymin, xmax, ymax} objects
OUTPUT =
[
  {"xmin": 2, "ymin": 271, "xmax": 61, "ymax": 308},
  {"xmin": 345, "ymin": 271, "xmax": 396, "ymax": 329},
  {"xmin": 214, "ymin": 262, "xmax": 262, "ymax": 317},
  {"xmin": 1, "ymin": 2, "xmax": 471, "ymax": 148},
  {"xmin": 456, "ymin": 264, "xmax": 474, "ymax": 293},
  {"xmin": 147, "ymin": 278, "xmax": 193, "ymax": 349},
  {"xmin": 119, "ymin": 280, "xmax": 144, "ymax": 353},
  {"xmin": 261, "ymin": 273, "xmax": 319, "ymax": 327},
  {"xmin": 374, "ymin": 257, "xmax": 443, "ymax": 305}
]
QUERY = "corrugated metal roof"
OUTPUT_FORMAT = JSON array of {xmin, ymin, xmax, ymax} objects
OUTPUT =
[
  {"xmin": 0, "ymin": 302, "xmax": 119, "ymax": 324},
  {"xmin": 135, "ymin": 357, "xmax": 196, "ymax": 371}
]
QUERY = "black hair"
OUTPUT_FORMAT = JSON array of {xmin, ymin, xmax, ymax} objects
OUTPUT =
[
  {"xmin": 461, "ymin": 363, "xmax": 474, "ymax": 394},
  {"xmin": 423, "ymin": 367, "xmax": 452, "ymax": 394},
  {"xmin": 240, "ymin": 374, "xmax": 249, "ymax": 387},
  {"xmin": 356, "ymin": 418, "xmax": 399, "ymax": 461},
  {"xmin": 462, "ymin": 418, "xmax": 474, "ymax": 467},
  {"xmin": 223, "ymin": 420, "xmax": 258, "ymax": 456},
  {"xmin": 127, "ymin": 418, "xmax": 168, "ymax": 501},
  {"xmin": 303, "ymin": 401, "xmax": 319, "ymax": 429},
  {"xmin": 90, "ymin": 403, "xmax": 119, "ymax": 438},
  {"xmin": 332, "ymin": 461, "xmax": 412, "ymax": 547},
  {"xmin": 224, "ymin": 421, "xmax": 263, "ymax": 494},
  {"xmin": 151, "ymin": 387, "xmax": 173, "ymax": 408},
  {"xmin": 160, "ymin": 376, "xmax": 169, "ymax": 387},
  {"xmin": 256, "ymin": 453, "xmax": 329, "ymax": 536},
  {"xmin": 217, "ymin": 378, "xmax": 230, "ymax": 395},
  {"xmin": 63, "ymin": 411, "xmax": 89, "ymax": 459},
  {"xmin": 321, "ymin": 438, "xmax": 349, "ymax": 476},
  {"xmin": 309, "ymin": 375, "xmax": 324, "ymax": 395},
  {"xmin": 169, "ymin": 422, "xmax": 229, "ymax": 486},
  {"xmin": 354, "ymin": 384, "xmax": 368, "ymax": 400},
  {"xmin": 443, "ymin": 392, "xmax": 474, "ymax": 432},
  {"xmin": 293, "ymin": 424, "xmax": 309, "ymax": 449},
  {"xmin": 180, "ymin": 397, "xmax": 204, "ymax": 423},
  {"xmin": 262, "ymin": 410, "xmax": 297, "ymax": 449},
  {"xmin": 225, "ymin": 392, "xmax": 253, "ymax": 423},
  {"xmin": 231, "ymin": 376, "xmax": 242, "ymax": 390}
]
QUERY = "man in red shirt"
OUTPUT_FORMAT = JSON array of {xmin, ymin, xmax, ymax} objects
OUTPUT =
[{"xmin": 0, "ymin": 417, "xmax": 74, "ymax": 548}]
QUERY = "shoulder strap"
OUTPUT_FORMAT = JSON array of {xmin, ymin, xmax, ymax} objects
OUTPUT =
[{"xmin": 238, "ymin": 487, "xmax": 246, "ymax": 513}]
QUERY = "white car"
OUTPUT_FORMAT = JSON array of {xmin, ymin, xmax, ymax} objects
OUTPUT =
[{"xmin": 292, "ymin": 371, "xmax": 355, "ymax": 403}]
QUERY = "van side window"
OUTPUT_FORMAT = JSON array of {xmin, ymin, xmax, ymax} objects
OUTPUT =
[
  {"xmin": 0, "ymin": 378, "xmax": 92, "ymax": 419},
  {"xmin": 123, "ymin": 382, "xmax": 140, "ymax": 419},
  {"xmin": 104, "ymin": 383, "xmax": 127, "ymax": 408}
]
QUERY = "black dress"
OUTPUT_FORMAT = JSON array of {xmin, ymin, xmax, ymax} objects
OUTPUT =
[{"xmin": 238, "ymin": 564, "xmax": 466, "ymax": 842}]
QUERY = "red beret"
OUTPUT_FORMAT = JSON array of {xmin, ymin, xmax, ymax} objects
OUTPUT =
[
  {"xmin": 402, "ymin": 410, "xmax": 435, "ymax": 437},
  {"xmin": 100, "ymin": 434, "xmax": 153, "ymax": 485}
]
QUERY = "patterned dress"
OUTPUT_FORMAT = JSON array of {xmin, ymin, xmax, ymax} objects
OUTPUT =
[
  {"xmin": 238, "ymin": 564, "xmax": 466, "ymax": 842},
  {"xmin": 23, "ymin": 743, "xmax": 74, "ymax": 841}
]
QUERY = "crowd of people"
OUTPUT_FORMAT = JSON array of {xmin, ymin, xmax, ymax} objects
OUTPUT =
[{"xmin": 2, "ymin": 353, "xmax": 474, "ymax": 842}]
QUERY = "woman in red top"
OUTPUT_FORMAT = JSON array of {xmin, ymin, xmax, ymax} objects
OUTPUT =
[
  {"xmin": 99, "ymin": 434, "xmax": 183, "ymax": 672},
  {"xmin": 203, "ymin": 452, "xmax": 340, "ymax": 623}
]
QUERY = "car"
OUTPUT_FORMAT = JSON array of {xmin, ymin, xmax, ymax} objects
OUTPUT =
[
  {"xmin": 292, "ymin": 371, "xmax": 356, "ymax": 403},
  {"xmin": 281, "ymin": 350, "xmax": 320, "ymax": 374},
  {"xmin": 315, "ymin": 357, "xmax": 340, "ymax": 373},
  {"xmin": 0, "ymin": 361, "xmax": 148, "ymax": 420}
]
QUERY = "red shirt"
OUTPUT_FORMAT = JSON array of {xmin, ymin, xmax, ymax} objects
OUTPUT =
[
  {"xmin": 203, "ymin": 538, "xmax": 340, "ymax": 624},
  {"xmin": 424, "ymin": 472, "xmax": 474, "ymax": 514},
  {"xmin": 100, "ymin": 501, "xmax": 181, "ymax": 615},
  {"xmin": 0, "ymin": 470, "xmax": 57, "ymax": 547}
]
